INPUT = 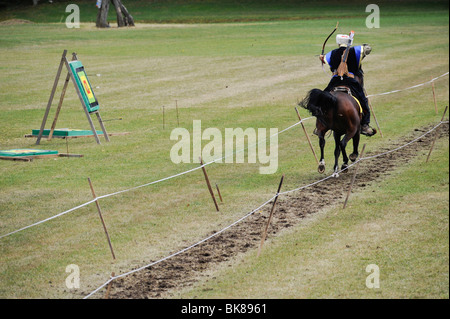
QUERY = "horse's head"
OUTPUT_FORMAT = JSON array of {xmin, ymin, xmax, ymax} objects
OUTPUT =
[{"xmin": 354, "ymin": 73, "xmax": 364, "ymax": 87}]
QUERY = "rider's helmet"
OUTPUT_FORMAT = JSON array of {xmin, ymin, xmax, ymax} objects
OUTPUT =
[{"xmin": 336, "ymin": 33, "xmax": 353, "ymax": 47}]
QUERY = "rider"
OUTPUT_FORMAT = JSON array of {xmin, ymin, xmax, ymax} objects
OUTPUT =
[{"xmin": 319, "ymin": 32, "xmax": 376, "ymax": 136}]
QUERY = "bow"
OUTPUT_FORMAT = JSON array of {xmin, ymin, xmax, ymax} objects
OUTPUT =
[{"xmin": 320, "ymin": 21, "xmax": 339, "ymax": 72}]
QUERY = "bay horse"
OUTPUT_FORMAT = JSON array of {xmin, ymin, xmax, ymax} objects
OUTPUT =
[{"xmin": 299, "ymin": 86, "xmax": 362, "ymax": 177}]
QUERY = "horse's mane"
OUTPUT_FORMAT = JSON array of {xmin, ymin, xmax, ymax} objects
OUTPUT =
[{"xmin": 299, "ymin": 88, "xmax": 338, "ymax": 117}]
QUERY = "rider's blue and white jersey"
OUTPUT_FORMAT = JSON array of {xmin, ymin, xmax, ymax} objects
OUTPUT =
[{"xmin": 324, "ymin": 45, "xmax": 365, "ymax": 77}]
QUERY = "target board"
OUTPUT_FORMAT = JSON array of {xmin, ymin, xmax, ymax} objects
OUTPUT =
[
  {"xmin": 34, "ymin": 50, "xmax": 110, "ymax": 145},
  {"xmin": 68, "ymin": 60, "xmax": 100, "ymax": 113}
]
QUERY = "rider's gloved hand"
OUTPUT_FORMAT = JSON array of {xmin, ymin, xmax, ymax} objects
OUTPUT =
[{"xmin": 363, "ymin": 44, "xmax": 372, "ymax": 56}]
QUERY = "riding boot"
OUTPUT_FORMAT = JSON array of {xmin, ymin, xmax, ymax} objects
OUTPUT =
[
  {"xmin": 361, "ymin": 112, "xmax": 376, "ymax": 136},
  {"xmin": 362, "ymin": 109, "xmax": 370, "ymax": 125},
  {"xmin": 359, "ymin": 94, "xmax": 376, "ymax": 137},
  {"xmin": 361, "ymin": 124, "xmax": 376, "ymax": 136}
]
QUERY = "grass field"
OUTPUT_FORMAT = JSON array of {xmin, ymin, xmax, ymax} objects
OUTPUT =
[
  {"xmin": 0, "ymin": 0, "xmax": 448, "ymax": 299},
  {"xmin": 179, "ymin": 138, "xmax": 449, "ymax": 299}
]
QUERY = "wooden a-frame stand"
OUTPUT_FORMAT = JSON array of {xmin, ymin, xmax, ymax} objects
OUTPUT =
[{"xmin": 35, "ymin": 50, "xmax": 109, "ymax": 145}]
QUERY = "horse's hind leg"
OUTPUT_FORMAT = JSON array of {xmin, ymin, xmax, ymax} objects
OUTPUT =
[
  {"xmin": 318, "ymin": 134, "xmax": 326, "ymax": 173},
  {"xmin": 349, "ymin": 131, "xmax": 360, "ymax": 162},
  {"xmin": 340, "ymin": 133, "xmax": 351, "ymax": 173},
  {"xmin": 332, "ymin": 132, "xmax": 341, "ymax": 177}
]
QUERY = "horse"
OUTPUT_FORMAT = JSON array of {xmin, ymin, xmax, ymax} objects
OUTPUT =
[{"xmin": 299, "ymin": 86, "xmax": 362, "ymax": 177}]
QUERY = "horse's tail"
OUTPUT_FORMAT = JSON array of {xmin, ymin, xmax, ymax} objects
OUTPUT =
[{"xmin": 299, "ymin": 88, "xmax": 337, "ymax": 117}]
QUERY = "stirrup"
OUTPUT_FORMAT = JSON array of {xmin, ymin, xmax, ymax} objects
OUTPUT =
[{"xmin": 361, "ymin": 124, "xmax": 376, "ymax": 136}]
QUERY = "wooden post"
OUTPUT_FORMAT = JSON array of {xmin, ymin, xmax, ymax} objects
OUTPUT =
[
  {"xmin": 94, "ymin": 111, "xmax": 110, "ymax": 142},
  {"xmin": 426, "ymin": 106, "xmax": 448, "ymax": 163},
  {"xmin": 0, "ymin": 156, "xmax": 33, "ymax": 162},
  {"xmin": 88, "ymin": 178, "xmax": 116, "ymax": 260},
  {"xmin": 343, "ymin": 144, "xmax": 366, "ymax": 209},
  {"xmin": 162, "ymin": 105, "xmax": 165, "ymax": 129},
  {"xmin": 47, "ymin": 72, "xmax": 69, "ymax": 141},
  {"xmin": 364, "ymin": 88, "xmax": 383, "ymax": 138},
  {"xmin": 104, "ymin": 272, "xmax": 115, "ymax": 299},
  {"xmin": 295, "ymin": 106, "xmax": 319, "ymax": 164},
  {"xmin": 199, "ymin": 157, "xmax": 219, "ymax": 212},
  {"xmin": 431, "ymin": 78, "xmax": 438, "ymax": 115},
  {"xmin": 176, "ymin": 100, "xmax": 180, "ymax": 126},
  {"xmin": 215, "ymin": 183, "xmax": 223, "ymax": 203},
  {"xmin": 48, "ymin": 73, "xmax": 70, "ymax": 141},
  {"xmin": 48, "ymin": 52, "xmax": 77, "ymax": 141},
  {"xmin": 36, "ymin": 50, "xmax": 67, "ymax": 145},
  {"xmin": 257, "ymin": 174, "xmax": 284, "ymax": 257}
]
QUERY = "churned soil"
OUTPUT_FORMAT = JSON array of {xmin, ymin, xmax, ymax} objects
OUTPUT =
[{"xmin": 98, "ymin": 122, "xmax": 448, "ymax": 299}]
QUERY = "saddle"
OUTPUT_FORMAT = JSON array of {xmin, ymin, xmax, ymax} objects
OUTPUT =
[{"xmin": 332, "ymin": 86, "xmax": 363, "ymax": 114}]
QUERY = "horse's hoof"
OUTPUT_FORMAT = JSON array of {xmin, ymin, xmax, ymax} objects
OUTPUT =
[
  {"xmin": 341, "ymin": 164, "xmax": 349, "ymax": 173},
  {"xmin": 349, "ymin": 153, "xmax": 358, "ymax": 162},
  {"xmin": 332, "ymin": 172, "xmax": 339, "ymax": 178},
  {"xmin": 318, "ymin": 164, "xmax": 325, "ymax": 174}
]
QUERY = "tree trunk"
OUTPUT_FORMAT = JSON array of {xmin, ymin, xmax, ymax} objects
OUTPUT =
[
  {"xmin": 96, "ymin": 0, "xmax": 134, "ymax": 28},
  {"xmin": 96, "ymin": 0, "xmax": 110, "ymax": 28},
  {"xmin": 112, "ymin": 0, "xmax": 125, "ymax": 27},
  {"xmin": 117, "ymin": 1, "xmax": 135, "ymax": 27}
]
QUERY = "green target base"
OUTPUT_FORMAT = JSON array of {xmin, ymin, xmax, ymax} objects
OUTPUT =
[
  {"xmin": 0, "ymin": 149, "xmax": 58, "ymax": 157},
  {"xmin": 31, "ymin": 128, "xmax": 103, "ymax": 138},
  {"xmin": 0, "ymin": 148, "xmax": 83, "ymax": 162}
]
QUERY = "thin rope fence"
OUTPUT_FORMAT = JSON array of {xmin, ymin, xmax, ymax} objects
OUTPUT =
[
  {"xmin": 0, "ymin": 118, "xmax": 310, "ymax": 240},
  {"xmin": 85, "ymin": 119, "xmax": 448, "ymax": 299},
  {"xmin": 1, "ymin": 72, "xmax": 448, "ymax": 240},
  {"xmin": 83, "ymin": 195, "xmax": 277, "ymax": 299},
  {"xmin": 366, "ymin": 72, "xmax": 449, "ymax": 98}
]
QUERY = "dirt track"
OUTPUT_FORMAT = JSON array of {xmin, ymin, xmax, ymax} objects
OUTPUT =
[{"xmin": 101, "ymin": 122, "xmax": 448, "ymax": 299}]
